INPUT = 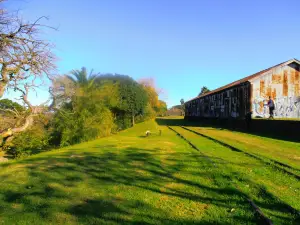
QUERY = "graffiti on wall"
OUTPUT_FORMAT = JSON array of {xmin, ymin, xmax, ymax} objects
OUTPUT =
[
  {"xmin": 251, "ymin": 63, "xmax": 300, "ymax": 118},
  {"xmin": 252, "ymin": 96, "xmax": 300, "ymax": 118},
  {"xmin": 275, "ymin": 96, "xmax": 300, "ymax": 118},
  {"xmin": 185, "ymin": 83, "xmax": 250, "ymax": 119}
]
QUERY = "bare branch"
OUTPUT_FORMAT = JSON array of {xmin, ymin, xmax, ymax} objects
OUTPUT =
[
  {"xmin": 0, "ymin": 108, "xmax": 20, "ymax": 117},
  {"xmin": 0, "ymin": 0, "xmax": 56, "ymax": 98}
]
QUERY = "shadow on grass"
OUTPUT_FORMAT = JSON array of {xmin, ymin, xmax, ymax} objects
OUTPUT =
[
  {"xmin": 0, "ymin": 145, "xmax": 298, "ymax": 224},
  {"xmin": 155, "ymin": 117, "xmax": 300, "ymax": 142}
]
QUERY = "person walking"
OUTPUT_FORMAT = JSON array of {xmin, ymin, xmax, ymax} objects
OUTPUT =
[{"xmin": 268, "ymin": 96, "xmax": 275, "ymax": 119}]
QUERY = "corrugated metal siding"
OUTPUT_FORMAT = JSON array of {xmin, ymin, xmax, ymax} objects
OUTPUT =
[
  {"xmin": 185, "ymin": 82, "xmax": 251, "ymax": 119},
  {"xmin": 251, "ymin": 63, "xmax": 300, "ymax": 118}
]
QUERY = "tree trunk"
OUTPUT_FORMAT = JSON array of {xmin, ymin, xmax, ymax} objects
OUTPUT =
[
  {"xmin": 0, "ymin": 66, "xmax": 9, "ymax": 98},
  {"xmin": 0, "ymin": 114, "xmax": 35, "ymax": 147},
  {"xmin": 0, "ymin": 80, "xmax": 8, "ymax": 98}
]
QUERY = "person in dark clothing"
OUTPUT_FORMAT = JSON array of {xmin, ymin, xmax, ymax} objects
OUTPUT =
[
  {"xmin": 268, "ymin": 96, "xmax": 275, "ymax": 119},
  {"xmin": 245, "ymin": 111, "xmax": 252, "ymax": 130}
]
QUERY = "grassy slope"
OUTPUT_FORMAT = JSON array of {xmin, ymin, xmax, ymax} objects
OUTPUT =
[
  {"xmin": 156, "ymin": 117, "xmax": 300, "ymax": 171},
  {"xmin": 188, "ymin": 126, "xmax": 300, "ymax": 171},
  {"xmin": 0, "ymin": 118, "xmax": 299, "ymax": 224},
  {"xmin": 0, "ymin": 120, "xmax": 256, "ymax": 225},
  {"xmin": 171, "ymin": 126, "xmax": 300, "ymax": 224}
]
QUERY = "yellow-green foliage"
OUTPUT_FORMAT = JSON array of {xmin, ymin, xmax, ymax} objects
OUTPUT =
[{"xmin": 9, "ymin": 123, "xmax": 49, "ymax": 158}]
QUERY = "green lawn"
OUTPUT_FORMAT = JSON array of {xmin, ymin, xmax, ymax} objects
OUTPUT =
[
  {"xmin": 183, "ymin": 125, "xmax": 300, "ymax": 172},
  {"xmin": 0, "ymin": 118, "xmax": 299, "ymax": 224},
  {"xmin": 170, "ymin": 126, "xmax": 300, "ymax": 224}
]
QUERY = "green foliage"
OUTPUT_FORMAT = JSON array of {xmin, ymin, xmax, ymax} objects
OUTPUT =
[
  {"xmin": 50, "ymin": 91, "xmax": 114, "ymax": 147},
  {"xmin": 24, "ymin": 70, "xmax": 161, "ymax": 148},
  {"xmin": 180, "ymin": 99, "xmax": 184, "ymax": 105},
  {"xmin": 0, "ymin": 99, "xmax": 24, "ymax": 112},
  {"xmin": 198, "ymin": 86, "xmax": 210, "ymax": 96},
  {"xmin": 156, "ymin": 100, "xmax": 167, "ymax": 116},
  {"xmin": 136, "ymin": 103, "xmax": 156, "ymax": 123},
  {"xmin": 114, "ymin": 113, "xmax": 132, "ymax": 131},
  {"xmin": 119, "ymin": 78, "xmax": 148, "ymax": 125},
  {"xmin": 8, "ymin": 123, "xmax": 49, "ymax": 158},
  {"xmin": 95, "ymin": 74, "xmax": 149, "ymax": 126},
  {"xmin": 66, "ymin": 67, "xmax": 97, "ymax": 89}
]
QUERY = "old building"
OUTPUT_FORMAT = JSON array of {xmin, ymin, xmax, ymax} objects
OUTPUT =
[{"xmin": 185, "ymin": 59, "xmax": 300, "ymax": 119}]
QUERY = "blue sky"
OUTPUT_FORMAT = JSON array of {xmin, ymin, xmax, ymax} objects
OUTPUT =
[{"xmin": 4, "ymin": 0, "xmax": 300, "ymax": 107}]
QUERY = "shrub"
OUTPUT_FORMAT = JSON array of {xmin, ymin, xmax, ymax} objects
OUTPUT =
[
  {"xmin": 50, "ymin": 103, "xmax": 115, "ymax": 147},
  {"xmin": 8, "ymin": 124, "xmax": 49, "ymax": 158}
]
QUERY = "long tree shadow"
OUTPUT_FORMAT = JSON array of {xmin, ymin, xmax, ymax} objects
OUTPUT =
[
  {"xmin": 0, "ymin": 145, "xmax": 298, "ymax": 224},
  {"xmin": 155, "ymin": 117, "xmax": 300, "ymax": 142}
]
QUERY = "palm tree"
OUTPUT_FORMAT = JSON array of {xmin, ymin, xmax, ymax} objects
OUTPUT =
[{"xmin": 66, "ymin": 67, "xmax": 98, "ymax": 89}]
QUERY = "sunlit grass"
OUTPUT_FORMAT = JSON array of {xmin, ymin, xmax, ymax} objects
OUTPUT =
[
  {"xmin": 170, "ymin": 126, "xmax": 300, "ymax": 224},
  {"xmin": 186, "ymin": 126, "xmax": 300, "ymax": 171},
  {"xmin": 0, "ymin": 118, "xmax": 299, "ymax": 224}
]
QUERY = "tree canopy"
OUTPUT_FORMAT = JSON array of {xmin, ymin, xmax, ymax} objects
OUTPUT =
[
  {"xmin": 0, "ymin": 99, "xmax": 24, "ymax": 112},
  {"xmin": 198, "ymin": 86, "xmax": 211, "ymax": 96},
  {"xmin": 0, "ymin": 1, "xmax": 167, "ymax": 155},
  {"xmin": 66, "ymin": 67, "xmax": 97, "ymax": 89}
]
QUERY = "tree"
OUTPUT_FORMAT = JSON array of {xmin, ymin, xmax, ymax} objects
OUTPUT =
[
  {"xmin": 119, "ymin": 78, "xmax": 148, "ymax": 126},
  {"xmin": 0, "ymin": 1, "xmax": 55, "ymax": 97},
  {"xmin": 157, "ymin": 100, "xmax": 167, "ymax": 116},
  {"xmin": 0, "ymin": 0, "xmax": 56, "ymax": 146},
  {"xmin": 139, "ymin": 78, "xmax": 159, "ymax": 110},
  {"xmin": 198, "ymin": 86, "xmax": 210, "ymax": 96},
  {"xmin": 0, "ymin": 99, "xmax": 25, "ymax": 139},
  {"xmin": 180, "ymin": 99, "xmax": 184, "ymax": 105},
  {"xmin": 50, "ymin": 95, "xmax": 114, "ymax": 147},
  {"xmin": 50, "ymin": 75, "xmax": 76, "ymax": 109},
  {"xmin": 138, "ymin": 77, "xmax": 169, "ymax": 119},
  {"xmin": 180, "ymin": 99, "xmax": 185, "ymax": 116},
  {"xmin": 66, "ymin": 67, "xmax": 97, "ymax": 89},
  {"xmin": 0, "ymin": 98, "xmax": 24, "ymax": 113}
]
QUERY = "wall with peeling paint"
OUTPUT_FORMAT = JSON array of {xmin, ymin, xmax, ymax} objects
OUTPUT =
[
  {"xmin": 185, "ymin": 83, "xmax": 251, "ymax": 119},
  {"xmin": 251, "ymin": 62, "xmax": 300, "ymax": 118},
  {"xmin": 185, "ymin": 60, "xmax": 300, "ymax": 120}
]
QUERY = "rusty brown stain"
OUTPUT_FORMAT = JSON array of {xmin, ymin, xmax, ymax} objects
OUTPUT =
[
  {"xmin": 272, "ymin": 74, "xmax": 282, "ymax": 84},
  {"xmin": 290, "ymin": 70, "xmax": 295, "ymax": 84},
  {"xmin": 272, "ymin": 88, "xmax": 276, "ymax": 99},
  {"xmin": 283, "ymin": 70, "xmax": 288, "ymax": 96},
  {"xmin": 260, "ymin": 80, "xmax": 265, "ymax": 96},
  {"xmin": 266, "ymin": 86, "xmax": 272, "ymax": 98},
  {"xmin": 295, "ymin": 70, "xmax": 299, "ymax": 83}
]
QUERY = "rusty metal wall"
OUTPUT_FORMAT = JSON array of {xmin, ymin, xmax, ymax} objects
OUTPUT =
[
  {"xmin": 251, "ymin": 62, "xmax": 300, "ymax": 118},
  {"xmin": 185, "ymin": 82, "xmax": 251, "ymax": 119}
]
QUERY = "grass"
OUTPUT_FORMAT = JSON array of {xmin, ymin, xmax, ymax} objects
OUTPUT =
[
  {"xmin": 156, "ymin": 117, "xmax": 300, "ymax": 171},
  {"xmin": 185, "ymin": 125, "xmax": 300, "ymax": 172},
  {"xmin": 0, "ymin": 118, "xmax": 299, "ymax": 224},
  {"xmin": 170, "ymin": 126, "xmax": 300, "ymax": 224}
]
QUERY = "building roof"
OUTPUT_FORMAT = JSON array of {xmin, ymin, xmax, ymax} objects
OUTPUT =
[{"xmin": 186, "ymin": 58, "xmax": 300, "ymax": 103}]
